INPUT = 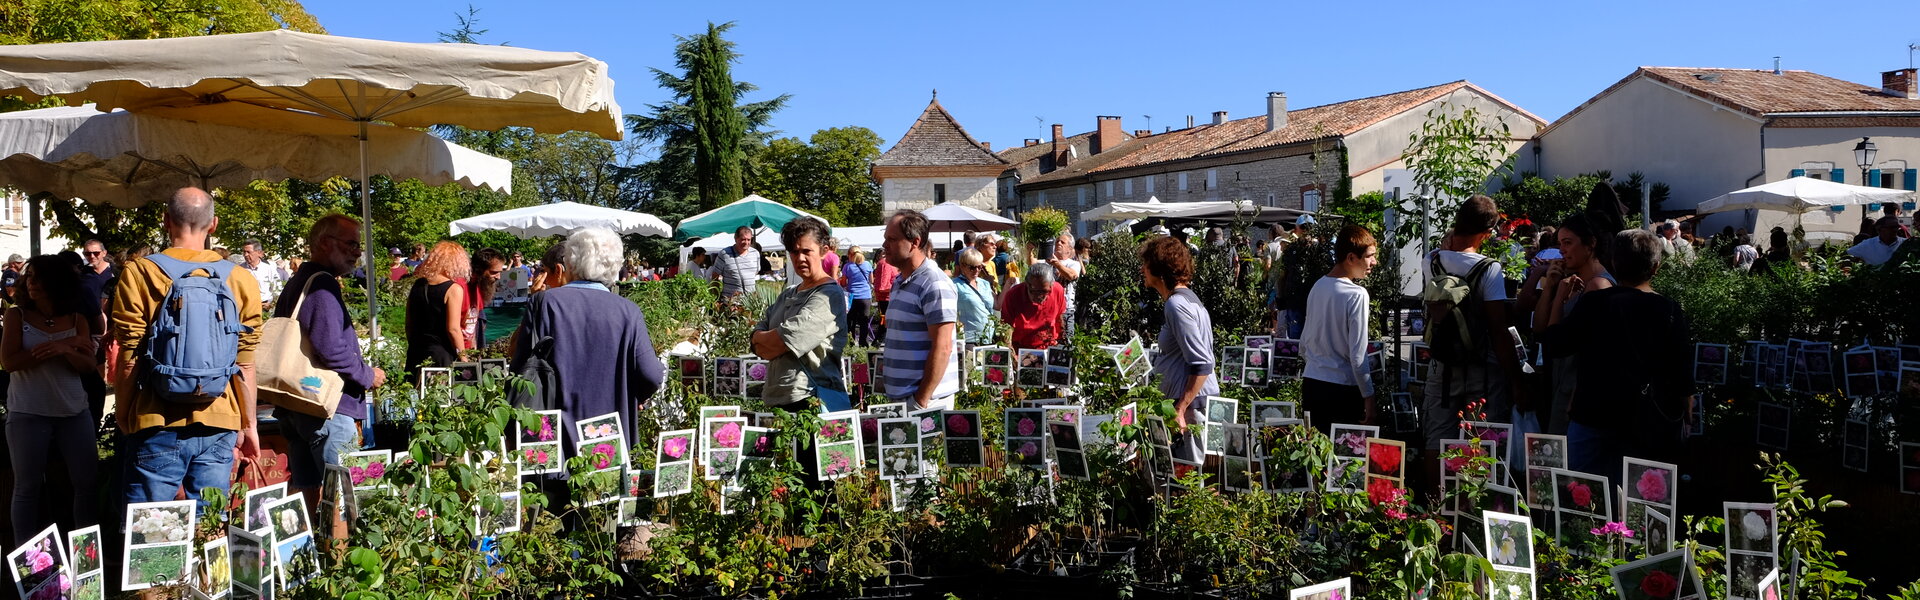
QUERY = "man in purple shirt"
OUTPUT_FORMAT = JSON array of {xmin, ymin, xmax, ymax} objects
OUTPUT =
[{"xmin": 274, "ymin": 214, "xmax": 386, "ymax": 509}]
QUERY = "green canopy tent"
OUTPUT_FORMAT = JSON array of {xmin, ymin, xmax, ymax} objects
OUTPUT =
[{"xmin": 675, "ymin": 194, "xmax": 829, "ymax": 240}]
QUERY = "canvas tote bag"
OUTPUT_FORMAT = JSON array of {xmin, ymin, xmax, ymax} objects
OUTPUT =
[{"xmin": 256, "ymin": 273, "xmax": 345, "ymax": 418}]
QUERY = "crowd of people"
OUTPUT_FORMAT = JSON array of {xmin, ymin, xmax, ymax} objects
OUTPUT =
[{"xmin": 12, "ymin": 179, "xmax": 1910, "ymax": 552}]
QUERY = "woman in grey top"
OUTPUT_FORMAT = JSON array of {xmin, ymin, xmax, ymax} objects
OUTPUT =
[
  {"xmin": 4, "ymin": 255, "xmax": 99, "ymax": 543},
  {"xmin": 753, "ymin": 217, "xmax": 850, "ymax": 412},
  {"xmin": 1141, "ymin": 236, "xmax": 1218, "ymax": 462}
]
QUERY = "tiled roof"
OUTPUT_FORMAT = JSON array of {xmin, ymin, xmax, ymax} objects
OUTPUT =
[
  {"xmin": 873, "ymin": 98, "xmax": 1009, "ymax": 167},
  {"xmin": 995, "ymin": 131, "xmax": 1092, "ymax": 168},
  {"xmin": 1024, "ymin": 81, "xmax": 1510, "ymax": 185},
  {"xmin": 1636, "ymin": 67, "xmax": 1918, "ymax": 116}
]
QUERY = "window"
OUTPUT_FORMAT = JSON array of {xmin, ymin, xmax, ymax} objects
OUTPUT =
[
  {"xmin": 1878, "ymin": 161, "xmax": 1908, "ymax": 190},
  {"xmin": 1124, "ymin": 178, "xmax": 1133, "ymax": 196},
  {"xmin": 1178, "ymin": 172, "xmax": 1189, "ymax": 191},
  {"xmin": 933, "ymin": 183, "xmax": 947, "ymax": 204},
  {"xmin": 1104, "ymin": 181, "xmax": 1114, "ymax": 197},
  {"xmin": 1206, "ymin": 169, "xmax": 1217, "ymax": 190},
  {"xmin": 1038, "ymin": 190, "xmax": 1048, "ymax": 206},
  {"xmin": 1077, "ymin": 187, "xmax": 1087, "ymax": 207},
  {"xmin": 1146, "ymin": 175, "xmax": 1156, "ymax": 194}
]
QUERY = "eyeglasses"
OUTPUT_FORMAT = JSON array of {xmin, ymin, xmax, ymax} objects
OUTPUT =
[
  {"xmin": 83, "ymin": 250, "xmax": 106, "ymax": 257},
  {"xmin": 327, "ymin": 235, "xmax": 363, "ymax": 250}
]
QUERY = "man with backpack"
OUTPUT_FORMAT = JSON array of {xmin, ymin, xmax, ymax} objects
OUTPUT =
[
  {"xmin": 1420, "ymin": 196, "xmax": 1529, "ymax": 473},
  {"xmin": 110, "ymin": 187, "xmax": 264, "ymax": 505}
]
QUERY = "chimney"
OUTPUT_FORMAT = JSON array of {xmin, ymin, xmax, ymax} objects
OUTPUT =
[
  {"xmin": 1134, "ymin": 129, "xmax": 1151, "ymax": 137},
  {"xmin": 1773, "ymin": 56, "xmax": 1782, "ymax": 76},
  {"xmin": 1211, "ymin": 111, "xmax": 1229, "ymax": 125},
  {"xmin": 1185, "ymin": 115, "xmax": 1194, "ymax": 129},
  {"xmin": 1883, "ymin": 68, "xmax": 1918, "ymax": 99},
  {"xmin": 979, "ymin": 141, "xmax": 992, "ymax": 151},
  {"xmin": 1266, "ymin": 92, "xmax": 1288, "ymax": 132},
  {"xmin": 1051, "ymin": 123, "xmax": 1069, "ymax": 168},
  {"xmin": 1094, "ymin": 115, "xmax": 1123, "ymax": 154},
  {"xmin": 1024, "ymin": 138, "xmax": 1040, "ymax": 147}
]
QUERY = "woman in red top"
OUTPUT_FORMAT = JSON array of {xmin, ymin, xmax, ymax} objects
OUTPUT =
[
  {"xmin": 465, "ymin": 248, "xmax": 506, "ymax": 350},
  {"xmin": 871, "ymin": 246, "xmax": 899, "ymax": 341}
]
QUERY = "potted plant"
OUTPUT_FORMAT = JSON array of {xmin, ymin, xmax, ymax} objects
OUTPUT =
[{"xmin": 1019, "ymin": 207, "xmax": 1069, "ymax": 261}]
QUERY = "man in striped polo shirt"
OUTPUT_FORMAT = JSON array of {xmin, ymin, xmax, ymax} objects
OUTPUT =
[{"xmin": 881, "ymin": 210, "xmax": 960, "ymax": 409}]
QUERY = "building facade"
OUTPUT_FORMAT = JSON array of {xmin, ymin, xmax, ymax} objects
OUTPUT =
[
  {"xmin": 872, "ymin": 97, "xmax": 1009, "ymax": 213},
  {"xmin": 998, "ymin": 82, "xmax": 1544, "ymax": 236},
  {"xmin": 1532, "ymin": 66, "xmax": 1920, "ymax": 240}
]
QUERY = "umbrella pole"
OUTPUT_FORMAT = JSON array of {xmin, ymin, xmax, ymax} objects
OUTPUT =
[{"xmin": 359, "ymin": 121, "xmax": 380, "ymax": 339}]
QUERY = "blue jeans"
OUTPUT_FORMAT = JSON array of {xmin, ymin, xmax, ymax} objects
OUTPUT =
[
  {"xmin": 7, "ymin": 411, "xmax": 99, "ymax": 545},
  {"xmin": 279, "ymin": 411, "xmax": 360, "ymax": 489},
  {"xmin": 123, "ymin": 425, "xmax": 238, "ymax": 508},
  {"xmin": 1568, "ymin": 421, "xmax": 1624, "ymax": 489}
]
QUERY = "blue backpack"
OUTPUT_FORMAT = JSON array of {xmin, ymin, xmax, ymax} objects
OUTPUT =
[{"xmin": 141, "ymin": 254, "xmax": 250, "ymax": 403}]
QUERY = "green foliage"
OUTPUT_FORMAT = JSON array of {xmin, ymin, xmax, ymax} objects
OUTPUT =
[
  {"xmin": 751, "ymin": 126, "xmax": 885, "ymax": 226},
  {"xmin": 1494, "ymin": 173, "xmax": 1604, "ymax": 227},
  {"xmin": 1399, "ymin": 101, "xmax": 1514, "ymax": 249},
  {"xmin": 1078, "ymin": 230, "xmax": 1147, "ymax": 343},
  {"xmin": 1018, "ymin": 207, "xmax": 1069, "ymax": 247},
  {"xmin": 1653, "ymin": 245, "xmax": 1919, "ymax": 344},
  {"xmin": 690, "ymin": 22, "xmax": 748, "ymax": 212}
]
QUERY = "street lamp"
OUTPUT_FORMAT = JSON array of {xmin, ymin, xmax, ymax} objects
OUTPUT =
[{"xmin": 1854, "ymin": 137, "xmax": 1878, "ymax": 186}]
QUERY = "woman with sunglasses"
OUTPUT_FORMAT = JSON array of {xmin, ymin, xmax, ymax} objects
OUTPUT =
[{"xmin": 952, "ymin": 249, "xmax": 996, "ymax": 345}]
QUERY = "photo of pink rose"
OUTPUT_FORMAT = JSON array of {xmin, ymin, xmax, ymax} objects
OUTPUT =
[
  {"xmin": 714, "ymin": 422, "xmax": 743, "ymax": 449},
  {"xmin": 1635, "ymin": 468, "xmax": 1669, "ymax": 503}
]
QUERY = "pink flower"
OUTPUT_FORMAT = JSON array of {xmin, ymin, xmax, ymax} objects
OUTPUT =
[
  {"xmin": 349, "ymin": 466, "xmax": 368, "ymax": 486},
  {"xmin": 748, "ymin": 363, "xmax": 768, "ymax": 380},
  {"xmin": 523, "ymin": 449, "xmax": 549, "ymax": 464},
  {"xmin": 1590, "ymin": 521, "xmax": 1635, "ymax": 538},
  {"xmin": 662, "ymin": 437, "xmax": 690, "ymax": 459},
  {"xmin": 528, "ymin": 416, "xmax": 555, "ymax": 441},
  {"xmin": 1640, "ymin": 571, "xmax": 1678, "ymax": 598},
  {"xmin": 862, "ymin": 418, "xmax": 878, "ymax": 438},
  {"xmin": 714, "ymin": 422, "xmax": 743, "ymax": 448},
  {"xmin": 919, "ymin": 416, "xmax": 937, "ymax": 433},
  {"xmin": 592, "ymin": 443, "xmax": 615, "ymax": 469},
  {"xmin": 24, "ymin": 547, "xmax": 53, "ymax": 573},
  {"xmin": 1118, "ymin": 410, "xmax": 1135, "ymax": 426},
  {"xmin": 416, "ymin": 508, "xmax": 430, "ymax": 518},
  {"xmin": 946, "ymin": 414, "xmax": 972, "ymax": 436},
  {"xmin": 1016, "ymin": 418, "xmax": 1037, "ymax": 436},
  {"xmin": 753, "ymin": 434, "xmax": 772, "ymax": 454},
  {"xmin": 368, "ymin": 461, "xmax": 385, "ymax": 478},
  {"xmin": 1017, "ymin": 441, "xmax": 1039, "ymax": 457},
  {"xmin": 1636, "ymin": 468, "xmax": 1669, "ymax": 502}
]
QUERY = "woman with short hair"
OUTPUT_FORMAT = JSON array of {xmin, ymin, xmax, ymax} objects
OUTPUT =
[
  {"xmin": 1141, "ymin": 236, "xmax": 1217, "ymax": 461},
  {"xmin": 511, "ymin": 228, "xmax": 664, "ymax": 500},
  {"xmin": 753, "ymin": 218, "xmax": 850, "ymax": 413},
  {"xmin": 406, "ymin": 241, "xmax": 469, "ymax": 378}
]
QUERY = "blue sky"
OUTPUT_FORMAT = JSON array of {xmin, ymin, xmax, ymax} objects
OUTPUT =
[{"xmin": 309, "ymin": 0, "xmax": 1920, "ymax": 157}]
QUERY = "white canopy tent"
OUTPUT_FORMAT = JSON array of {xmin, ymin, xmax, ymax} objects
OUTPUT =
[
  {"xmin": 449, "ymin": 201, "xmax": 670, "ymax": 238},
  {"xmin": 1696, "ymin": 176, "xmax": 1914, "ymax": 214},
  {"xmin": 921, "ymin": 202, "xmax": 1018, "ymax": 232},
  {"xmin": 0, "ymin": 29, "xmax": 621, "ymax": 335},
  {"xmin": 1696, "ymin": 176, "xmax": 1915, "ymax": 245},
  {"xmin": 0, "ymin": 104, "xmax": 512, "ymax": 207},
  {"xmin": 1083, "ymin": 198, "xmax": 1315, "ymax": 224}
]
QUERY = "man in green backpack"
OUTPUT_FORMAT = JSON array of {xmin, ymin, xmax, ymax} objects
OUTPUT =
[{"xmin": 1419, "ymin": 196, "xmax": 1530, "ymax": 474}]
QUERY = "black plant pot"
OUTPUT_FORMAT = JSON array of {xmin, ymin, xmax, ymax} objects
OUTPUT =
[{"xmin": 1033, "ymin": 243, "xmax": 1054, "ymax": 261}]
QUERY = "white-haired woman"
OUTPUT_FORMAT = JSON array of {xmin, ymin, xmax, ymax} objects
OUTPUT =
[{"xmin": 510, "ymin": 228, "xmax": 664, "ymax": 492}]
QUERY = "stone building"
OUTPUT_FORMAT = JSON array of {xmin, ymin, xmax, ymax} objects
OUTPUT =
[
  {"xmin": 872, "ymin": 96, "xmax": 1009, "ymax": 213},
  {"xmin": 1530, "ymin": 66, "xmax": 1920, "ymax": 241},
  {"xmin": 999, "ymin": 81, "xmax": 1545, "ymax": 236}
]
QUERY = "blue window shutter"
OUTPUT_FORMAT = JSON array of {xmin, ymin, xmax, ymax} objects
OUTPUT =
[
  {"xmin": 1868, "ymin": 169, "xmax": 1882, "ymax": 187},
  {"xmin": 1905, "ymin": 169, "xmax": 1917, "ymax": 191},
  {"xmin": 1830, "ymin": 168, "xmax": 1845, "ymax": 183},
  {"xmin": 1790, "ymin": 169, "xmax": 1806, "ymax": 178}
]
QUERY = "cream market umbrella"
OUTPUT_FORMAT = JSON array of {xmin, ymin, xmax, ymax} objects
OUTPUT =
[
  {"xmin": 0, "ymin": 104, "xmax": 512, "ymax": 208},
  {"xmin": 449, "ymin": 201, "xmax": 670, "ymax": 238},
  {"xmin": 0, "ymin": 29, "xmax": 620, "ymax": 334},
  {"xmin": 1696, "ymin": 176, "xmax": 1914, "ymax": 214}
]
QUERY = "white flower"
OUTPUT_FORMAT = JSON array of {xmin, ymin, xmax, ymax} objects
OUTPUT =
[
  {"xmin": 279, "ymin": 509, "xmax": 300, "ymax": 534},
  {"xmin": 1742, "ymin": 510, "xmax": 1769, "ymax": 541}
]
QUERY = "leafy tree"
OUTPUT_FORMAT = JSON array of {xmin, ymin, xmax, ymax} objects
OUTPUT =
[
  {"xmin": 1399, "ymin": 102, "xmax": 1512, "ymax": 249},
  {"xmin": 689, "ymin": 22, "xmax": 745, "ymax": 212},
  {"xmin": 625, "ymin": 21, "xmax": 789, "ymax": 210},
  {"xmin": 1492, "ymin": 173, "xmax": 1602, "ymax": 227},
  {"xmin": 752, "ymin": 126, "xmax": 884, "ymax": 226}
]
